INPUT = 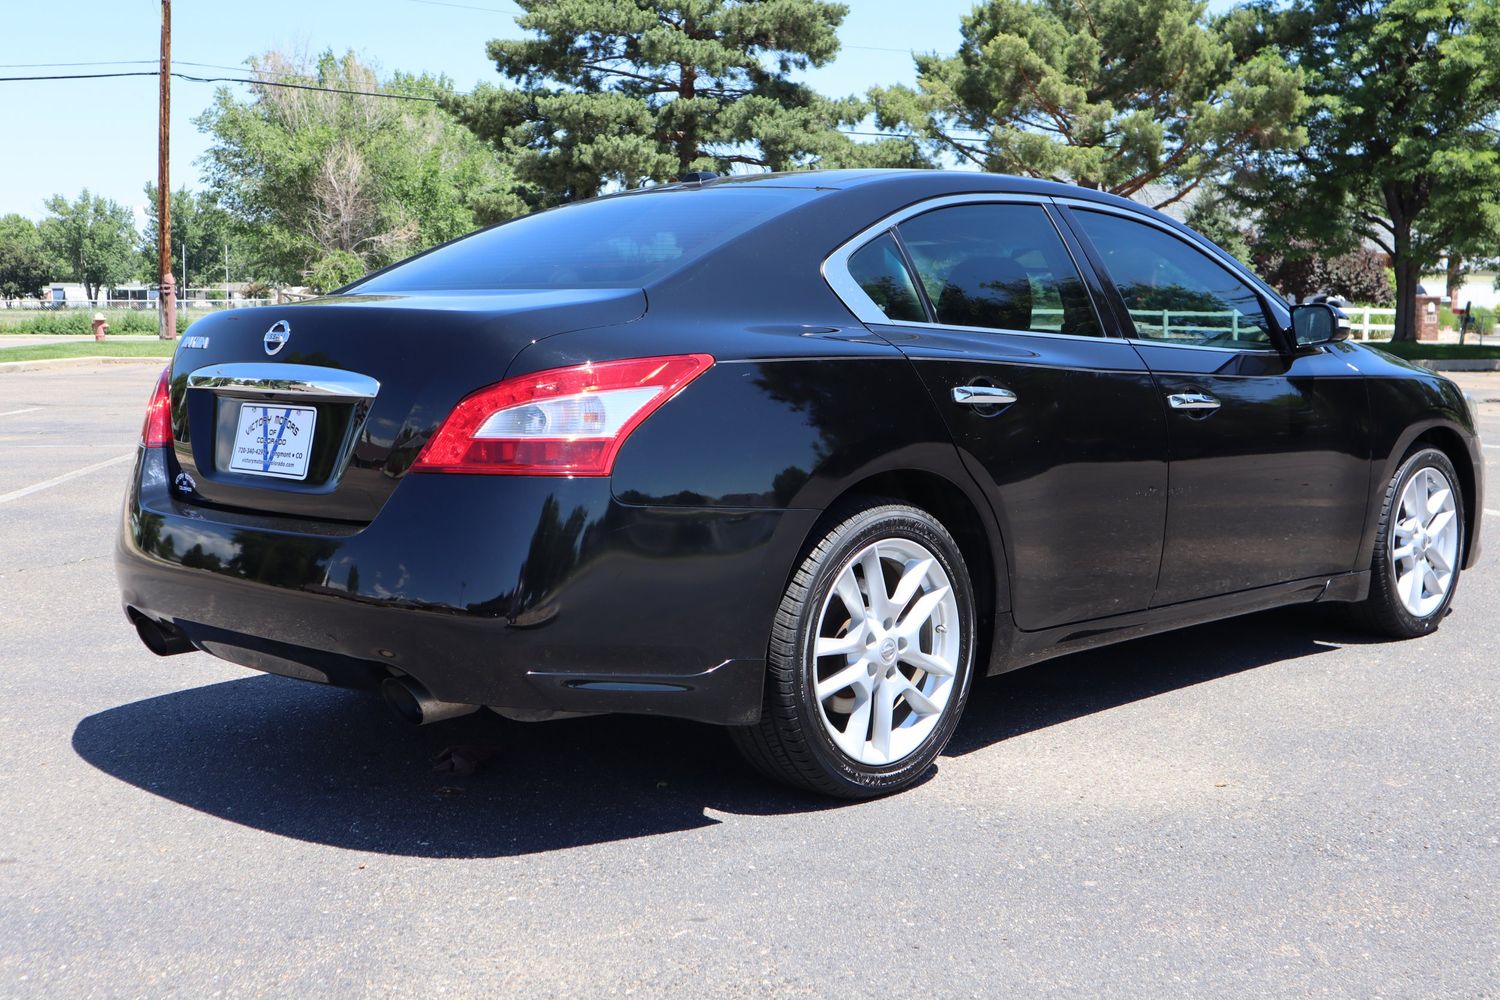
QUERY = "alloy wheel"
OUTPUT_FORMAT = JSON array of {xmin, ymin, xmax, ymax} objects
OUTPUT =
[
  {"xmin": 812, "ymin": 538, "xmax": 962, "ymax": 766},
  {"xmin": 1389, "ymin": 465, "xmax": 1460, "ymax": 618}
]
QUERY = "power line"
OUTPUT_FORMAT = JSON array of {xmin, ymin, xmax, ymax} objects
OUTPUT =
[
  {"xmin": 0, "ymin": 69, "xmax": 441, "ymax": 101},
  {"xmin": 0, "ymin": 71, "xmax": 160, "ymax": 82},
  {"xmin": 0, "ymin": 59, "xmax": 159, "ymax": 69},
  {"xmin": 0, "ymin": 70, "xmax": 990, "ymax": 140}
]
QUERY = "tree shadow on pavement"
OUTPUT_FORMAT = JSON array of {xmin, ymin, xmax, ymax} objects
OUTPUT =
[{"xmin": 72, "ymin": 605, "xmax": 1380, "ymax": 858}]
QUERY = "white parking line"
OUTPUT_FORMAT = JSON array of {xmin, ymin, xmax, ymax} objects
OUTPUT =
[
  {"xmin": 1488, "ymin": 508, "xmax": 1500, "ymax": 518},
  {"xmin": 0, "ymin": 453, "xmax": 133, "ymax": 505},
  {"xmin": 0, "ymin": 407, "xmax": 41, "ymax": 418},
  {"xmin": 1484, "ymin": 443, "xmax": 1499, "ymax": 450}
]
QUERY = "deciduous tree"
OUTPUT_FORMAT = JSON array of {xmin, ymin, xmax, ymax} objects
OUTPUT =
[
  {"xmin": 1242, "ymin": 0, "xmax": 1500, "ymax": 340},
  {"xmin": 197, "ymin": 51, "xmax": 524, "ymax": 285},
  {"xmin": 140, "ymin": 186, "xmax": 243, "ymax": 288},
  {"xmin": 0, "ymin": 214, "xmax": 54, "ymax": 300},
  {"xmin": 39, "ymin": 191, "xmax": 136, "ymax": 302}
]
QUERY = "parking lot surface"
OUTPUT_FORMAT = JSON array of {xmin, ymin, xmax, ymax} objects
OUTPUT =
[{"xmin": 2, "ymin": 362, "xmax": 1497, "ymax": 997}]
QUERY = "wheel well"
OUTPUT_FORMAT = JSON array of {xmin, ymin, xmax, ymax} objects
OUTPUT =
[
  {"xmin": 1410, "ymin": 426, "xmax": 1477, "ymax": 565},
  {"xmin": 805, "ymin": 470, "xmax": 1000, "ymax": 672}
]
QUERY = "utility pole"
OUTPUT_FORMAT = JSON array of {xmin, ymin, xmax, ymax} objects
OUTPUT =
[{"xmin": 157, "ymin": 0, "xmax": 176, "ymax": 340}]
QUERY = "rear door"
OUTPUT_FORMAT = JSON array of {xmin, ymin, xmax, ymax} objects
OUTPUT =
[
  {"xmin": 1061, "ymin": 203, "xmax": 1370, "ymax": 605},
  {"xmin": 828, "ymin": 196, "xmax": 1168, "ymax": 630}
]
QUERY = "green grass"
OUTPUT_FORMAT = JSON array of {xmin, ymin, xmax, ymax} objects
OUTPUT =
[
  {"xmin": 0, "ymin": 340, "xmax": 178, "ymax": 362},
  {"xmin": 0, "ymin": 309, "xmax": 198, "ymax": 335},
  {"xmin": 1366, "ymin": 340, "xmax": 1500, "ymax": 360}
]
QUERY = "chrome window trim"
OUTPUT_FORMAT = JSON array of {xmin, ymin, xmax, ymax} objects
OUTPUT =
[
  {"xmin": 871, "ymin": 318, "xmax": 1136, "ymax": 346},
  {"xmin": 186, "ymin": 363, "xmax": 381, "ymax": 400},
  {"xmin": 1054, "ymin": 195, "xmax": 1292, "ymax": 353},
  {"xmin": 821, "ymin": 193, "xmax": 1105, "ymax": 338}
]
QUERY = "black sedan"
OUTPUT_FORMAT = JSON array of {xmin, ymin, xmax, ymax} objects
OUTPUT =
[{"xmin": 117, "ymin": 170, "xmax": 1484, "ymax": 797}]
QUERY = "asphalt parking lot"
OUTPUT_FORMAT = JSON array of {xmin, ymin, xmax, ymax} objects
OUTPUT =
[{"xmin": 2, "ymin": 360, "xmax": 1497, "ymax": 997}]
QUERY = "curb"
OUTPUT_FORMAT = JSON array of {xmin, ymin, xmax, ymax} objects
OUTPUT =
[
  {"xmin": 0, "ymin": 356, "xmax": 167, "ymax": 374},
  {"xmin": 1411, "ymin": 359, "xmax": 1500, "ymax": 372}
]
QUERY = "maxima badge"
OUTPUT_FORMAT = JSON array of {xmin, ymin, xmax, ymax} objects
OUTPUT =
[{"xmin": 264, "ymin": 320, "xmax": 291, "ymax": 356}]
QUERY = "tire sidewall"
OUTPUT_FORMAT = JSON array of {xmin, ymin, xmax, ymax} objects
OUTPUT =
[
  {"xmin": 787, "ymin": 506, "xmax": 976, "ymax": 795},
  {"xmin": 1373, "ymin": 447, "xmax": 1465, "ymax": 635}
]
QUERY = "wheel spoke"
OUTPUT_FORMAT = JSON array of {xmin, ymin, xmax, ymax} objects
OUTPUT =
[
  {"xmin": 816, "ymin": 661, "xmax": 870, "ymax": 701},
  {"xmin": 834, "ymin": 688, "xmax": 873, "ymax": 759},
  {"xmin": 1426, "ymin": 544, "xmax": 1452, "ymax": 574},
  {"xmin": 1401, "ymin": 563, "xmax": 1424, "ymax": 608},
  {"xmin": 1392, "ymin": 542, "xmax": 1416, "ymax": 562},
  {"xmin": 1426, "ymin": 487, "xmax": 1452, "ymax": 518},
  {"xmin": 888, "ymin": 557, "xmax": 934, "ymax": 613},
  {"xmin": 1425, "ymin": 510, "xmax": 1454, "ymax": 539},
  {"xmin": 833, "ymin": 570, "xmax": 868, "ymax": 624},
  {"xmin": 901, "ymin": 646, "xmax": 955, "ymax": 678},
  {"xmin": 870, "ymin": 678, "xmax": 897, "ymax": 761},
  {"xmin": 1422, "ymin": 563, "xmax": 1443, "ymax": 598},
  {"xmin": 891, "ymin": 674, "xmax": 941, "ymax": 717},
  {"xmin": 815, "ymin": 624, "xmax": 866, "ymax": 659},
  {"xmin": 859, "ymin": 546, "xmax": 892, "ymax": 622},
  {"xmin": 895, "ymin": 586, "xmax": 950, "ymax": 640}
]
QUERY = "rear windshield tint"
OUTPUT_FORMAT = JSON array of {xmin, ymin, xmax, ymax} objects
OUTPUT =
[{"xmin": 351, "ymin": 186, "xmax": 821, "ymax": 292}]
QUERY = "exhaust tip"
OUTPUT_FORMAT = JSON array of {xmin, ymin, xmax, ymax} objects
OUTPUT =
[
  {"xmin": 129, "ymin": 610, "xmax": 195, "ymax": 657},
  {"xmin": 380, "ymin": 676, "xmax": 478, "ymax": 726}
]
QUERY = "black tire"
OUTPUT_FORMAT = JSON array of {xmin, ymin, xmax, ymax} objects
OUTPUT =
[
  {"xmin": 730, "ymin": 501, "xmax": 976, "ymax": 798},
  {"xmin": 1348, "ymin": 446, "xmax": 1465, "ymax": 639}
]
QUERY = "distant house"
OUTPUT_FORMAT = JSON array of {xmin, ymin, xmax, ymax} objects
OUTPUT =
[
  {"xmin": 1422, "ymin": 266, "xmax": 1499, "ymax": 311},
  {"xmin": 43, "ymin": 282, "xmax": 267, "ymax": 309}
]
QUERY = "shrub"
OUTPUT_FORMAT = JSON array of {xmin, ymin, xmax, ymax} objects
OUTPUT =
[{"xmin": 0, "ymin": 308, "xmax": 199, "ymax": 334}]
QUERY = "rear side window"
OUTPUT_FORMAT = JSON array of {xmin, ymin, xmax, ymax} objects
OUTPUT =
[
  {"xmin": 352, "ymin": 187, "xmax": 822, "ymax": 292},
  {"xmin": 1071, "ymin": 209, "xmax": 1274, "ymax": 349},
  {"xmin": 896, "ymin": 204, "xmax": 1101, "ymax": 336},
  {"xmin": 846, "ymin": 232, "xmax": 926, "ymax": 323}
]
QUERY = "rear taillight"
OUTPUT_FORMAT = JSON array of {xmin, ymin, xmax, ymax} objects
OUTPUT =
[
  {"xmin": 140, "ymin": 366, "xmax": 172, "ymax": 447},
  {"xmin": 412, "ymin": 354, "xmax": 714, "ymax": 476}
]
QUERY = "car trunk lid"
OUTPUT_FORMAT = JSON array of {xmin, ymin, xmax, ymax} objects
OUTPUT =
[{"xmin": 167, "ymin": 289, "xmax": 646, "ymax": 523}]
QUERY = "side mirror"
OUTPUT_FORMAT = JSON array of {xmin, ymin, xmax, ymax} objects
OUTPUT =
[{"xmin": 1290, "ymin": 302, "xmax": 1352, "ymax": 347}]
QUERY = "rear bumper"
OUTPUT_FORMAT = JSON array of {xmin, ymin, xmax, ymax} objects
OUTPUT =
[{"xmin": 116, "ymin": 448, "xmax": 816, "ymax": 725}]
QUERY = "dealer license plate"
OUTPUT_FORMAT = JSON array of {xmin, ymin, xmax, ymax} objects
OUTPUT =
[{"xmin": 227, "ymin": 402, "xmax": 318, "ymax": 480}]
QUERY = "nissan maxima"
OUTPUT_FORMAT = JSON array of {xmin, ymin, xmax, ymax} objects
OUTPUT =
[{"xmin": 116, "ymin": 170, "xmax": 1485, "ymax": 797}]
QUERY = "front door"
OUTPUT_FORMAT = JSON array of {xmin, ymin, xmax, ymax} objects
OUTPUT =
[
  {"xmin": 838, "ymin": 199, "xmax": 1169, "ymax": 630},
  {"xmin": 1063, "ymin": 206, "xmax": 1371, "ymax": 606}
]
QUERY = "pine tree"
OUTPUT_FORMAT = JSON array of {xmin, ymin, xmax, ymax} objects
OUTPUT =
[
  {"xmin": 443, "ymin": 0, "xmax": 923, "ymax": 205},
  {"xmin": 871, "ymin": 0, "xmax": 1307, "ymax": 208}
]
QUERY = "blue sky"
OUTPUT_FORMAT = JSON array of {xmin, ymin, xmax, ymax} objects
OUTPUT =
[{"xmin": 0, "ymin": 0, "xmax": 979, "ymax": 220}]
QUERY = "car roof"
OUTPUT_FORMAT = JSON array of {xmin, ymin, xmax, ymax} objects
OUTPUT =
[
  {"xmin": 664, "ymin": 168, "xmax": 1139, "ymax": 204},
  {"xmin": 645, "ymin": 168, "xmax": 1168, "ymax": 226}
]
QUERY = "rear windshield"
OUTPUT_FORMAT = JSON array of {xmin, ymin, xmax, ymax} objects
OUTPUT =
[{"xmin": 351, "ymin": 186, "xmax": 821, "ymax": 292}]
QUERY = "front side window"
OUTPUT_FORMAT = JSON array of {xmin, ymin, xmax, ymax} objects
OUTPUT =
[
  {"xmin": 895, "ymin": 204, "xmax": 1101, "ymax": 337},
  {"xmin": 1071, "ymin": 210, "xmax": 1273, "ymax": 349},
  {"xmin": 845, "ymin": 231, "xmax": 926, "ymax": 323}
]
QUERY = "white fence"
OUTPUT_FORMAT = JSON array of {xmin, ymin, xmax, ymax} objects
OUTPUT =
[
  {"xmin": 1345, "ymin": 306, "xmax": 1397, "ymax": 340},
  {"xmin": 1, "ymin": 298, "xmax": 277, "ymax": 311}
]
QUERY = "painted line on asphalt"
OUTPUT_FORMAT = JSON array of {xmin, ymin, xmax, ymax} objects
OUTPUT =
[
  {"xmin": 1488, "ymin": 508, "xmax": 1500, "ymax": 518},
  {"xmin": 1484, "ymin": 443, "xmax": 1499, "ymax": 450},
  {"xmin": 0, "ymin": 453, "xmax": 133, "ymax": 505},
  {"xmin": 0, "ymin": 407, "xmax": 41, "ymax": 418}
]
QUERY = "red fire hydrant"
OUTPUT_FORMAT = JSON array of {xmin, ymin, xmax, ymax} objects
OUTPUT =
[{"xmin": 92, "ymin": 313, "xmax": 108, "ymax": 342}]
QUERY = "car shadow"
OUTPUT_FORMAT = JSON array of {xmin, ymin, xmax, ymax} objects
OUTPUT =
[{"xmin": 72, "ymin": 605, "xmax": 1380, "ymax": 858}]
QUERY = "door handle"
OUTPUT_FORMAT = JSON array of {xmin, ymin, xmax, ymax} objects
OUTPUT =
[
  {"xmin": 1167, "ymin": 391, "xmax": 1221, "ymax": 411},
  {"xmin": 952, "ymin": 385, "xmax": 1018, "ymax": 406}
]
